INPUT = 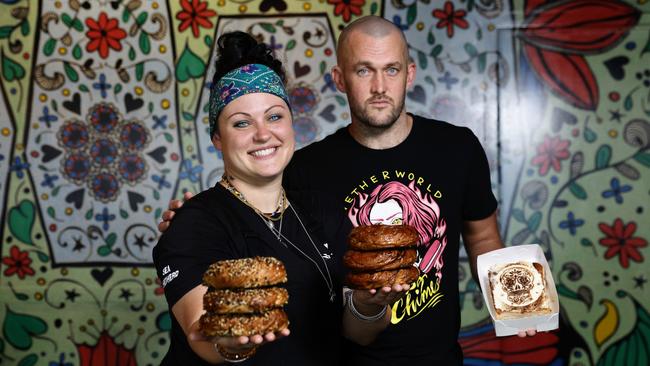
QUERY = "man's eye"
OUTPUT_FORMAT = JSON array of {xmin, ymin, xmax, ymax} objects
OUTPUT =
[
  {"xmin": 391, "ymin": 218, "xmax": 403, "ymax": 225},
  {"xmin": 387, "ymin": 68, "xmax": 399, "ymax": 76},
  {"xmin": 357, "ymin": 68, "xmax": 369, "ymax": 76}
]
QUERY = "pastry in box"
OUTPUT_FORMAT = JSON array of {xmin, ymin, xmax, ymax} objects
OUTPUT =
[{"xmin": 488, "ymin": 261, "xmax": 552, "ymax": 320}]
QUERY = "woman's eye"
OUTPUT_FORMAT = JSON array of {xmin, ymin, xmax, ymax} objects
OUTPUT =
[
  {"xmin": 391, "ymin": 217, "xmax": 403, "ymax": 225},
  {"xmin": 268, "ymin": 114, "xmax": 281, "ymax": 122},
  {"xmin": 233, "ymin": 120, "xmax": 249, "ymax": 128}
]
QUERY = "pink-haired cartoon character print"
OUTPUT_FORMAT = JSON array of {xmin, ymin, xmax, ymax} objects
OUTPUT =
[{"xmin": 348, "ymin": 180, "xmax": 448, "ymax": 281}]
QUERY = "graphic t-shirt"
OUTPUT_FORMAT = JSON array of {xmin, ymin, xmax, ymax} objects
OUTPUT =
[
  {"xmin": 284, "ymin": 114, "xmax": 497, "ymax": 365},
  {"xmin": 153, "ymin": 185, "xmax": 348, "ymax": 365}
]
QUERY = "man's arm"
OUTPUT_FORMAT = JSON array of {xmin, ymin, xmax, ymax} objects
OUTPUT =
[{"xmin": 461, "ymin": 210, "xmax": 503, "ymax": 284}]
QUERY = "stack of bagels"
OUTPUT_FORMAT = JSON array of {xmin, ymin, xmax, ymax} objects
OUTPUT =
[
  {"xmin": 199, "ymin": 256, "xmax": 289, "ymax": 337},
  {"xmin": 344, "ymin": 225, "xmax": 420, "ymax": 289}
]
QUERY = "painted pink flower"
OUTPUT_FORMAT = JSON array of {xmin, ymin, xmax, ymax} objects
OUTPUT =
[
  {"xmin": 599, "ymin": 218, "xmax": 647, "ymax": 268},
  {"xmin": 2, "ymin": 245, "xmax": 35, "ymax": 279},
  {"xmin": 531, "ymin": 135, "xmax": 570, "ymax": 175}
]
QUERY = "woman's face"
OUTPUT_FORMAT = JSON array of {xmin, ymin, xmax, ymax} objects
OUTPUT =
[
  {"xmin": 213, "ymin": 93, "xmax": 294, "ymax": 184},
  {"xmin": 369, "ymin": 199, "xmax": 403, "ymax": 225}
]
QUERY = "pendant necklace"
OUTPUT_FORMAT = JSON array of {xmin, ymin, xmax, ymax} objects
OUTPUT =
[{"xmin": 220, "ymin": 176, "xmax": 335, "ymax": 302}]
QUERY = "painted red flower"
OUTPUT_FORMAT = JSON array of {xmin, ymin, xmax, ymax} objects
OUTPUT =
[
  {"xmin": 599, "ymin": 218, "xmax": 647, "ymax": 268},
  {"xmin": 2, "ymin": 245, "xmax": 35, "ymax": 279},
  {"xmin": 432, "ymin": 1, "xmax": 469, "ymax": 38},
  {"xmin": 328, "ymin": 0, "xmax": 364, "ymax": 23},
  {"xmin": 530, "ymin": 135, "xmax": 570, "ymax": 176},
  {"xmin": 460, "ymin": 324, "xmax": 559, "ymax": 363},
  {"xmin": 85, "ymin": 12, "xmax": 127, "ymax": 59},
  {"xmin": 176, "ymin": 0, "xmax": 217, "ymax": 38},
  {"xmin": 77, "ymin": 331, "xmax": 136, "ymax": 366}
]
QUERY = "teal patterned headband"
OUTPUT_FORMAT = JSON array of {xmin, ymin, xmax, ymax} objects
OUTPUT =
[{"xmin": 209, "ymin": 63, "xmax": 290, "ymax": 137}]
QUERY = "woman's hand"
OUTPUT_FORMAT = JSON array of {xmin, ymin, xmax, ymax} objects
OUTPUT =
[{"xmin": 353, "ymin": 283, "xmax": 410, "ymax": 311}]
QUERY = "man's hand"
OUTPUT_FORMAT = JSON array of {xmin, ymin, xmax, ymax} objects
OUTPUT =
[
  {"xmin": 517, "ymin": 329, "xmax": 537, "ymax": 337},
  {"xmin": 351, "ymin": 283, "xmax": 410, "ymax": 317},
  {"xmin": 157, "ymin": 191, "xmax": 193, "ymax": 233}
]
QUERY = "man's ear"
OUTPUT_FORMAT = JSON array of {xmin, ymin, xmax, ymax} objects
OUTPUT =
[
  {"xmin": 406, "ymin": 61, "xmax": 416, "ymax": 89},
  {"xmin": 331, "ymin": 65, "xmax": 346, "ymax": 93}
]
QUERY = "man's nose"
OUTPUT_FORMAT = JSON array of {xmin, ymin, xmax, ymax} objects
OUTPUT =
[{"xmin": 371, "ymin": 74, "xmax": 386, "ymax": 94}]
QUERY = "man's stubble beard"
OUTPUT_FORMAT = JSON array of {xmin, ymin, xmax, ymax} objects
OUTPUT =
[{"xmin": 351, "ymin": 94, "xmax": 405, "ymax": 130}]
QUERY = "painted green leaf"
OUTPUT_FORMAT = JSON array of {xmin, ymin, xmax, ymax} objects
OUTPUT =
[
  {"xmin": 153, "ymin": 189, "xmax": 160, "ymax": 200},
  {"xmin": 624, "ymin": 95, "xmax": 633, "ymax": 111},
  {"xmin": 597, "ymin": 298, "xmax": 650, "ymax": 366},
  {"xmin": 182, "ymin": 111, "xmax": 194, "ymax": 121},
  {"xmin": 320, "ymin": 61, "xmax": 326, "ymax": 75},
  {"xmin": 370, "ymin": 2, "xmax": 378, "ymax": 15},
  {"xmin": 477, "ymin": 27, "xmax": 483, "ymax": 41},
  {"xmin": 286, "ymin": 39, "xmax": 296, "ymax": 51},
  {"xmin": 43, "ymin": 38, "xmax": 56, "ymax": 56},
  {"xmin": 37, "ymin": 251, "xmax": 49, "ymax": 262},
  {"xmin": 584, "ymin": 126, "xmax": 597, "ymax": 142},
  {"xmin": 633, "ymin": 152, "xmax": 650, "ymax": 167},
  {"xmin": 464, "ymin": 43, "xmax": 478, "ymax": 57},
  {"xmin": 527, "ymin": 212, "xmax": 542, "ymax": 232},
  {"xmin": 477, "ymin": 53, "xmax": 486, "ymax": 73},
  {"xmin": 204, "ymin": 35, "xmax": 213, "ymax": 47},
  {"xmin": 148, "ymin": 101, "xmax": 154, "ymax": 113},
  {"xmin": 418, "ymin": 51, "xmax": 427, "ymax": 70},
  {"xmin": 260, "ymin": 23, "xmax": 276, "ymax": 33},
  {"xmin": 9, "ymin": 200, "xmax": 35, "ymax": 245},
  {"xmin": 63, "ymin": 62, "xmax": 79, "ymax": 82},
  {"xmin": 430, "ymin": 44, "xmax": 443, "ymax": 58},
  {"xmin": 176, "ymin": 45, "xmax": 205, "ymax": 82},
  {"xmin": 135, "ymin": 63, "xmax": 144, "ymax": 81},
  {"xmin": 18, "ymin": 354, "xmax": 38, "ymax": 366},
  {"xmin": 122, "ymin": 9, "xmax": 130, "ymax": 23},
  {"xmin": 511, "ymin": 208, "xmax": 525, "ymax": 223},
  {"xmin": 164, "ymin": 132, "xmax": 173, "ymax": 143},
  {"xmin": 556, "ymin": 283, "xmax": 580, "ymax": 300},
  {"xmin": 85, "ymin": 209, "xmax": 93, "ymax": 220},
  {"xmin": 569, "ymin": 182, "xmax": 588, "ymax": 200},
  {"xmin": 335, "ymin": 95, "xmax": 347, "ymax": 106},
  {"xmin": 427, "ymin": 31, "xmax": 435, "ymax": 45},
  {"xmin": 581, "ymin": 238, "xmax": 594, "ymax": 247},
  {"xmin": 139, "ymin": 32, "xmax": 151, "ymax": 54},
  {"xmin": 407, "ymin": 4, "xmax": 417, "ymax": 25},
  {"xmin": 46, "ymin": 207, "xmax": 56, "ymax": 219},
  {"xmin": 71, "ymin": 19, "xmax": 83, "ymax": 32},
  {"xmin": 72, "ymin": 44, "xmax": 82, "ymax": 60},
  {"xmin": 106, "ymin": 233, "xmax": 116, "ymax": 247},
  {"xmin": 61, "ymin": 13, "xmax": 73, "ymax": 27},
  {"xmin": 3, "ymin": 307, "xmax": 47, "ymax": 350},
  {"xmin": 2, "ymin": 53, "xmax": 26, "ymax": 81},
  {"xmin": 155, "ymin": 207, "xmax": 162, "ymax": 219},
  {"xmin": 20, "ymin": 21, "xmax": 29, "ymax": 36},
  {"xmin": 0, "ymin": 26, "xmax": 13, "ymax": 39},
  {"xmin": 128, "ymin": 47, "xmax": 136, "ymax": 61},
  {"xmin": 136, "ymin": 12, "xmax": 148, "ymax": 26},
  {"xmin": 98, "ymin": 246, "xmax": 112, "ymax": 257},
  {"xmin": 595, "ymin": 145, "xmax": 612, "ymax": 169},
  {"xmin": 120, "ymin": 209, "xmax": 128, "ymax": 219},
  {"xmin": 79, "ymin": 84, "xmax": 89, "ymax": 92}
]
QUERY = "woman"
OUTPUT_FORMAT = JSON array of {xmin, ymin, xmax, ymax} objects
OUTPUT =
[{"xmin": 154, "ymin": 31, "xmax": 405, "ymax": 365}]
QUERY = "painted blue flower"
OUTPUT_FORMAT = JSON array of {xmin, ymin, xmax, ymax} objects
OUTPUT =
[
  {"xmin": 95, "ymin": 207, "xmax": 116, "ymax": 231},
  {"xmin": 41, "ymin": 173, "xmax": 59, "ymax": 188},
  {"xmin": 601, "ymin": 177, "xmax": 632, "ymax": 204},
  {"xmin": 321, "ymin": 73, "xmax": 336, "ymax": 93},
  {"xmin": 392, "ymin": 15, "xmax": 410, "ymax": 31},
  {"xmin": 39, "ymin": 106, "xmax": 58, "ymax": 127},
  {"xmin": 92, "ymin": 73, "xmax": 112, "ymax": 98},
  {"xmin": 438, "ymin": 72, "xmax": 459, "ymax": 90},
  {"xmin": 178, "ymin": 159, "xmax": 203, "ymax": 183},
  {"xmin": 559, "ymin": 211, "xmax": 584, "ymax": 236},
  {"xmin": 152, "ymin": 174, "xmax": 171, "ymax": 190},
  {"xmin": 10, "ymin": 157, "xmax": 29, "ymax": 178},
  {"xmin": 152, "ymin": 114, "xmax": 168, "ymax": 129}
]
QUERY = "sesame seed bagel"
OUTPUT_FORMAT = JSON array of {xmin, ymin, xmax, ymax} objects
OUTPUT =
[
  {"xmin": 203, "ymin": 257, "xmax": 287, "ymax": 289},
  {"xmin": 343, "ymin": 248, "xmax": 418, "ymax": 272},
  {"xmin": 203, "ymin": 287, "xmax": 289, "ymax": 314},
  {"xmin": 345, "ymin": 267, "xmax": 420, "ymax": 290},
  {"xmin": 199, "ymin": 308, "xmax": 289, "ymax": 337},
  {"xmin": 348, "ymin": 225, "xmax": 419, "ymax": 251}
]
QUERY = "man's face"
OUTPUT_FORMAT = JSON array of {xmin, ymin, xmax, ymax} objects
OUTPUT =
[{"xmin": 333, "ymin": 31, "xmax": 415, "ymax": 129}]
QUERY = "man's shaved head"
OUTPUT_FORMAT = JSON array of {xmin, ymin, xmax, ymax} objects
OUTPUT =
[{"xmin": 337, "ymin": 16, "xmax": 409, "ymax": 64}]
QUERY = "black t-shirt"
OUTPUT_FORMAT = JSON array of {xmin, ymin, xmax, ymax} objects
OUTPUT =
[
  {"xmin": 284, "ymin": 114, "xmax": 497, "ymax": 366},
  {"xmin": 153, "ymin": 184, "xmax": 348, "ymax": 365}
]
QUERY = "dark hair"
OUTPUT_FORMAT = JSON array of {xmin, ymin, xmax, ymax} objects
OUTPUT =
[{"xmin": 211, "ymin": 31, "xmax": 286, "ymax": 86}]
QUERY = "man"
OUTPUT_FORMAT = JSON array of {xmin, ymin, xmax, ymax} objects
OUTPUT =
[{"xmin": 160, "ymin": 16, "xmax": 534, "ymax": 365}]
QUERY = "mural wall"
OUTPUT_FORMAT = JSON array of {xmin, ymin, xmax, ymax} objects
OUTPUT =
[{"xmin": 0, "ymin": 1, "xmax": 648, "ymax": 365}]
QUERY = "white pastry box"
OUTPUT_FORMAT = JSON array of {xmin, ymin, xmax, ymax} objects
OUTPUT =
[{"xmin": 477, "ymin": 244, "xmax": 560, "ymax": 336}]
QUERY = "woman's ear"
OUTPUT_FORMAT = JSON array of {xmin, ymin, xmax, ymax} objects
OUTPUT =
[{"xmin": 212, "ymin": 133, "xmax": 222, "ymax": 151}]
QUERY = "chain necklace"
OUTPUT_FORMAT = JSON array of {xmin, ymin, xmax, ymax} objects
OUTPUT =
[{"xmin": 220, "ymin": 176, "xmax": 335, "ymax": 302}]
